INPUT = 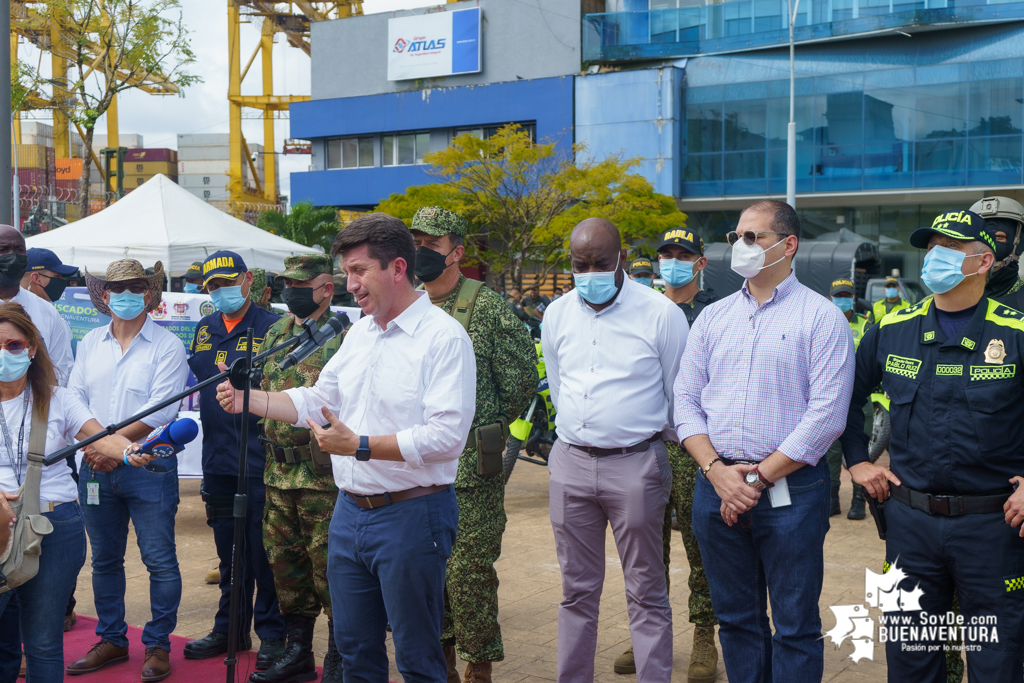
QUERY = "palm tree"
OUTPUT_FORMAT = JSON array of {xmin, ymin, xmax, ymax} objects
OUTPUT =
[{"xmin": 256, "ymin": 201, "xmax": 338, "ymax": 254}]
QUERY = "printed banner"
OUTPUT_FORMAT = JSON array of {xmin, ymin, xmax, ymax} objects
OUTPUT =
[{"xmin": 387, "ymin": 8, "xmax": 481, "ymax": 81}]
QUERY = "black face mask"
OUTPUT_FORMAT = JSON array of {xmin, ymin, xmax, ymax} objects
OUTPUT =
[
  {"xmin": 0, "ymin": 254, "xmax": 28, "ymax": 289},
  {"xmin": 282, "ymin": 284, "xmax": 325, "ymax": 319},
  {"xmin": 41, "ymin": 275, "xmax": 68, "ymax": 302},
  {"xmin": 414, "ymin": 246, "xmax": 455, "ymax": 283}
]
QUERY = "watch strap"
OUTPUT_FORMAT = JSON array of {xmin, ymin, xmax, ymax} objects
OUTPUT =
[
  {"xmin": 754, "ymin": 466, "xmax": 774, "ymax": 489},
  {"xmin": 703, "ymin": 457, "xmax": 722, "ymax": 476},
  {"xmin": 356, "ymin": 435, "xmax": 371, "ymax": 461}
]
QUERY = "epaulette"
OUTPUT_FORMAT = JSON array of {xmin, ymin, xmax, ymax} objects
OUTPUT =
[{"xmin": 879, "ymin": 298, "xmax": 930, "ymax": 328}]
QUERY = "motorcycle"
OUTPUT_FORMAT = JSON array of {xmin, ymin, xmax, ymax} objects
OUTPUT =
[{"xmin": 503, "ymin": 340, "xmax": 556, "ymax": 483}]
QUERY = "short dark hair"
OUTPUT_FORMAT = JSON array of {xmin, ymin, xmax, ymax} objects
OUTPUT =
[
  {"xmin": 743, "ymin": 200, "xmax": 802, "ymax": 241},
  {"xmin": 331, "ymin": 212, "xmax": 416, "ymax": 284}
]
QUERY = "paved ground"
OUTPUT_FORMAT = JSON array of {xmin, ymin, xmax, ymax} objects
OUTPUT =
[{"xmin": 70, "ymin": 453, "xmax": 931, "ymax": 682}]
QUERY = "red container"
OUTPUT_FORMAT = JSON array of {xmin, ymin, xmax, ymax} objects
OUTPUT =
[
  {"xmin": 125, "ymin": 148, "xmax": 177, "ymax": 163},
  {"xmin": 14, "ymin": 169, "xmax": 49, "ymax": 187}
]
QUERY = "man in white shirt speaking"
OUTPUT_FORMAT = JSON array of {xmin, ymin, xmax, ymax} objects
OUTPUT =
[
  {"xmin": 541, "ymin": 218, "xmax": 689, "ymax": 683},
  {"xmin": 64, "ymin": 259, "xmax": 189, "ymax": 682},
  {"xmin": 215, "ymin": 213, "xmax": 476, "ymax": 683}
]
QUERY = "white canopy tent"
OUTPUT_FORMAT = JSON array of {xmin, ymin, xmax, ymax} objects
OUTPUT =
[{"xmin": 26, "ymin": 174, "xmax": 321, "ymax": 277}]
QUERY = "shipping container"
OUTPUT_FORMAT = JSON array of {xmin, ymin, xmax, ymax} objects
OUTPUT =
[
  {"xmin": 185, "ymin": 187, "xmax": 230, "ymax": 201},
  {"xmin": 178, "ymin": 160, "xmax": 251, "ymax": 177},
  {"xmin": 93, "ymin": 134, "xmax": 144, "ymax": 149},
  {"xmin": 177, "ymin": 145, "xmax": 231, "ymax": 161},
  {"xmin": 178, "ymin": 133, "xmax": 230, "ymax": 147},
  {"xmin": 178, "ymin": 173, "xmax": 228, "ymax": 189},
  {"xmin": 125, "ymin": 161, "xmax": 176, "ymax": 176},
  {"xmin": 124, "ymin": 148, "xmax": 178, "ymax": 163},
  {"xmin": 14, "ymin": 145, "xmax": 51, "ymax": 170},
  {"xmin": 56, "ymin": 158, "xmax": 83, "ymax": 181}
]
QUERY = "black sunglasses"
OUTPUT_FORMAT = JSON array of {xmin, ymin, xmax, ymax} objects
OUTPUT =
[{"xmin": 726, "ymin": 230, "xmax": 790, "ymax": 247}]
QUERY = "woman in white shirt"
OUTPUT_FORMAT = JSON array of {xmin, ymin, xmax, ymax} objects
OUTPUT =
[{"xmin": 0, "ymin": 303, "xmax": 150, "ymax": 682}]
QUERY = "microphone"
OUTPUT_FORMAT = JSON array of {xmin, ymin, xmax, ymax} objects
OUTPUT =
[
  {"xmin": 140, "ymin": 418, "xmax": 199, "ymax": 457},
  {"xmin": 279, "ymin": 315, "xmax": 349, "ymax": 370}
]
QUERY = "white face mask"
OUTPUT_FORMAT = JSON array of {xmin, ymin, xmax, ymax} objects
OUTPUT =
[{"xmin": 730, "ymin": 237, "xmax": 787, "ymax": 280}]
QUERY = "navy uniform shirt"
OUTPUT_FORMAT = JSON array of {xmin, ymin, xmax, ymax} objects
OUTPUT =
[
  {"xmin": 676, "ymin": 289, "xmax": 719, "ymax": 328},
  {"xmin": 840, "ymin": 297, "xmax": 1024, "ymax": 495},
  {"xmin": 188, "ymin": 302, "xmax": 280, "ymax": 478}
]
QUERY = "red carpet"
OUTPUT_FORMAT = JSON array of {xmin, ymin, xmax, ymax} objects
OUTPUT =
[{"xmin": 61, "ymin": 615, "xmax": 323, "ymax": 682}]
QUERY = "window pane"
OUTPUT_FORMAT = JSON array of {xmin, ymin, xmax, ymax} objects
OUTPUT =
[
  {"xmin": 915, "ymin": 83, "xmax": 967, "ymax": 140},
  {"xmin": 327, "ymin": 139, "xmax": 341, "ymax": 169},
  {"xmin": 383, "ymin": 136, "xmax": 395, "ymax": 166},
  {"xmin": 723, "ymin": 100, "xmax": 768, "ymax": 151},
  {"xmin": 823, "ymin": 92, "xmax": 863, "ymax": 145},
  {"xmin": 969, "ymin": 79, "xmax": 1023, "ymax": 137},
  {"xmin": 359, "ymin": 137, "xmax": 374, "ymax": 167},
  {"xmin": 686, "ymin": 103, "xmax": 722, "ymax": 153},
  {"xmin": 397, "ymin": 134, "xmax": 415, "ymax": 165},
  {"xmin": 342, "ymin": 139, "xmax": 358, "ymax": 169},
  {"xmin": 416, "ymin": 133, "xmax": 431, "ymax": 164}
]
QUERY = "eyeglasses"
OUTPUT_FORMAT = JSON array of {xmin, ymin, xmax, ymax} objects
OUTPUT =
[
  {"xmin": 107, "ymin": 283, "xmax": 147, "ymax": 295},
  {"xmin": 726, "ymin": 230, "xmax": 790, "ymax": 246},
  {"xmin": 0, "ymin": 340, "xmax": 28, "ymax": 354}
]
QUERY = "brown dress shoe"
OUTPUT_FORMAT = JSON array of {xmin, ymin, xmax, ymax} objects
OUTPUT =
[
  {"xmin": 141, "ymin": 647, "xmax": 171, "ymax": 682},
  {"xmin": 443, "ymin": 645, "xmax": 461, "ymax": 683},
  {"xmin": 66, "ymin": 640, "xmax": 130, "ymax": 675},
  {"xmin": 464, "ymin": 662, "xmax": 492, "ymax": 683}
]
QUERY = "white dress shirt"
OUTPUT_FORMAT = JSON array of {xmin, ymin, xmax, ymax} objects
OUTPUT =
[
  {"xmin": 8, "ymin": 288, "xmax": 74, "ymax": 387},
  {"xmin": 285, "ymin": 291, "xmax": 476, "ymax": 495},
  {"xmin": 541, "ymin": 277, "xmax": 689, "ymax": 448},
  {"xmin": 0, "ymin": 387, "xmax": 94, "ymax": 503}
]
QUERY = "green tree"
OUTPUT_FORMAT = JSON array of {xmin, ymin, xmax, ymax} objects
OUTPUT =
[
  {"xmin": 257, "ymin": 201, "xmax": 338, "ymax": 254},
  {"xmin": 376, "ymin": 124, "xmax": 687, "ymax": 289},
  {"xmin": 42, "ymin": 0, "xmax": 201, "ymax": 217}
]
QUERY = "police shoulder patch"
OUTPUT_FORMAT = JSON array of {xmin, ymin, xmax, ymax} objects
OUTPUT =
[
  {"xmin": 986, "ymin": 298, "xmax": 1024, "ymax": 333},
  {"xmin": 880, "ymin": 298, "xmax": 930, "ymax": 328}
]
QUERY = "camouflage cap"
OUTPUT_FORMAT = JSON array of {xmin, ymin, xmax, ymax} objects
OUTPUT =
[
  {"xmin": 410, "ymin": 206, "xmax": 468, "ymax": 238},
  {"xmin": 280, "ymin": 254, "xmax": 334, "ymax": 282}
]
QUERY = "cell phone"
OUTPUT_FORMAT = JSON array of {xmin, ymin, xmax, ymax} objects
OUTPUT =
[{"xmin": 768, "ymin": 476, "xmax": 791, "ymax": 508}]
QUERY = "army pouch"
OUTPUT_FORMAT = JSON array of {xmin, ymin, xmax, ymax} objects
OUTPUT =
[
  {"xmin": 308, "ymin": 439, "xmax": 334, "ymax": 475},
  {"xmin": 475, "ymin": 422, "xmax": 506, "ymax": 478}
]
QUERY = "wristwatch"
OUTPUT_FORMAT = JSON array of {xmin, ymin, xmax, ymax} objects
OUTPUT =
[
  {"xmin": 355, "ymin": 435, "xmax": 371, "ymax": 462},
  {"xmin": 744, "ymin": 467, "xmax": 774, "ymax": 491}
]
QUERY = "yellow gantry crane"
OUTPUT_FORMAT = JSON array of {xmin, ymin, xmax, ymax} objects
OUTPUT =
[{"xmin": 227, "ymin": 1, "xmax": 362, "ymax": 217}]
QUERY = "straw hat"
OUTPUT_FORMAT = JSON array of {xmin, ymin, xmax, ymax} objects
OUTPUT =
[{"xmin": 85, "ymin": 259, "xmax": 165, "ymax": 317}]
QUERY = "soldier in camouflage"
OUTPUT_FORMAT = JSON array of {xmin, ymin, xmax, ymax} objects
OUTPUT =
[
  {"xmin": 409, "ymin": 206, "xmax": 537, "ymax": 683},
  {"xmin": 249, "ymin": 268, "xmax": 278, "ymax": 312},
  {"xmin": 251, "ymin": 254, "xmax": 343, "ymax": 683}
]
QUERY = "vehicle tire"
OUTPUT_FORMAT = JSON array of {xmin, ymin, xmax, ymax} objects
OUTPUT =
[
  {"xmin": 867, "ymin": 404, "xmax": 890, "ymax": 463},
  {"xmin": 503, "ymin": 437, "xmax": 522, "ymax": 484}
]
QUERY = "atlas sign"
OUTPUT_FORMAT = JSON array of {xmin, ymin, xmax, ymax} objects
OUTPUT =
[{"xmin": 387, "ymin": 8, "xmax": 481, "ymax": 81}]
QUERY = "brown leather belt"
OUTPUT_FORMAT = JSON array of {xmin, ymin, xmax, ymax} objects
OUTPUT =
[
  {"xmin": 346, "ymin": 484, "xmax": 450, "ymax": 510},
  {"xmin": 565, "ymin": 436, "xmax": 661, "ymax": 458}
]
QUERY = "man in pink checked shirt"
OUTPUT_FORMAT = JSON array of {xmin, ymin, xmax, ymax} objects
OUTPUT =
[{"xmin": 674, "ymin": 200, "xmax": 855, "ymax": 683}]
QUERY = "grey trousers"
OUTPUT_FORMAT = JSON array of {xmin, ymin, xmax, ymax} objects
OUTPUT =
[{"xmin": 549, "ymin": 438, "xmax": 673, "ymax": 683}]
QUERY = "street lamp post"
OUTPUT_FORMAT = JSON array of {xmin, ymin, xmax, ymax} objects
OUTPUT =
[{"xmin": 786, "ymin": 0, "xmax": 802, "ymax": 209}]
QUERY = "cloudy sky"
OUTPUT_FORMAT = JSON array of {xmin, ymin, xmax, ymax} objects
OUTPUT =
[{"xmin": 17, "ymin": 0, "xmax": 436, "ymax": 202}]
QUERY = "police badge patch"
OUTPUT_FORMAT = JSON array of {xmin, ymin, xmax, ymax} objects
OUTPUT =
[{"xmin": 985, "ymin": 339, "xmax": 1006, "ymax": 365}]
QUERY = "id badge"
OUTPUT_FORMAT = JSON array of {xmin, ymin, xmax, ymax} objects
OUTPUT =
[
  {"xmin": 767, "ymin": 476, "xmax": 791, "ymax": 508},
  {"xmin": 86, "ymin": 480, "xmax": 100, "ymax": 506}
]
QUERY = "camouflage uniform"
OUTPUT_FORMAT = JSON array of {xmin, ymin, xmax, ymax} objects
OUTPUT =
[
  {"xmin": 412, "ymin": 207, "xmax": 538, "ymax": 664},
  {"xmin": 662, "ymin": 441, "xmax": 717, "ymax": 625},
  {"xmin": 250, "ymin": 268, "xmax": 279, "ymax": 313},
  {"xmin": 259, "ymin": 255, "xmax": 340, "ymax": 620}
]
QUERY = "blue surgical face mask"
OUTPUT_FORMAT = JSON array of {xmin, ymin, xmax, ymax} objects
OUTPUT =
[
  {"xmin": 884, "ymin": 287, "xmax": 899, "ymax": 299},
  {"xmin": 660, "ymin": 259, "xmax": 695, "ymax": 288},
  {"xmin": 832, "ymin": 296, "xmax": 854, "ymax": 313},
  {"xmin": 184, "ymin": 282, "xmax": 201, "ymax": 294},
  {"xmin": 211, "ymin": 284, "xmax": 247, "ymax": 313},
  {"xmin": 633, "ymin": 276, "xmax": 653, "ymax": 288},
  {"xmin": 921, "ymin": 245, "xmax": 982, "ymax": 294},
  {"xmin": 574, "ymin": 253, "xmax": 621, "ymax": 305},
  {"xmin": 108, "ymin": 291, "xmax": 147, "ymax": 320},
  {"xmin": 0, "ymin": 349, "xmax": 31, "ymax": 383}
]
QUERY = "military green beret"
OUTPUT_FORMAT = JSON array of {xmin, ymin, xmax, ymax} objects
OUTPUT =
[
  {"xmin": 280, "ymin": 254, "xmax": 334, "ymax": 282},
  {"xmin": 410, "ymin": 206, "xmax": 467, "ymax": 238}
]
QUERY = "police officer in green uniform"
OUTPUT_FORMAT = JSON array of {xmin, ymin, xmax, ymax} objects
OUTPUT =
[
  {"xmin": 250, "ymin": 255, "xmax": 343, "ymax": 683},
  {"xmin": 627, "ymin": 256, "xmax": 656, "ymax": 288},
  {"xmin": 841, "ymin": 209, "xmax": 1024, "ymax": 682},
  {"xmin": 183, "ymin": 261, "xmax": 204, "ymax": 294},
  {"xmin": 825, "ymin": 278, "xmax": 872, "ymax": 519},
  {"xmin": 408, "ymin": 207, "xmax": 537, "ymax": 683},
  {"xmin": 615, "ymin": 228, "xmax": 720, "ymax": 682},
  {"xmin": 184, "ymin": 251, "xmax": 287, "ymax": 667},
  {"xmin": 872, "ymin": 276, "xmax": 910, "ymax": 324}
]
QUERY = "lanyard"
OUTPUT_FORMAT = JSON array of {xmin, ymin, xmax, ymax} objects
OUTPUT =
[{"xmin": 0, "ymin": 390, "xmax": 30, "ymax": 486}]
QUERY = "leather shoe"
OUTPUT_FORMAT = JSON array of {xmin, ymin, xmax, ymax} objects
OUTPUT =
[
  {"xmin": 66, "ymin": 640, "xmax": 130, "ymax": 675},
  {"xmin": 141, "ymin": 647, "xmax": 170, "ymax": 682},
  {"xmin": 255, "ymin": 638, "xmax": 286, "ymax": 671},
  {"xmin": 183, "ymin": 631, "xmax": 252, "ymax": 660}
]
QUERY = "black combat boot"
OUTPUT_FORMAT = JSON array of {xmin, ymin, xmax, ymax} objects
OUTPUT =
[
  {"xmin": 321, "ymin": 619, "xmax": 343, "ymax": 683},
  {"xmin": 830, "ymin": 484, "xmax": 841, "ymax": 517},
  {"xmin": 248, "ymin": 615, "xmax": 316, "ymax": 683},
  {"xmin": 847, "ymin": 484, "xmax": 866, "ymax": 520}
]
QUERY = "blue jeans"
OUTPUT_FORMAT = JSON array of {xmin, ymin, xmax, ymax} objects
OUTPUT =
[
  {"xmin": 0, "ymin": 501, "xmax": 87, "ymax": 683},
  {"xmin": 692, "ymin": 459, "xmax": 830, "ymax": 683},
  {"xmin": 80, "ymin": 458, "xmax": 182, "ymax": 651},
  {"xmin": 329, "ymin": 487, "xmax": 458, "ymax": 683}
]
